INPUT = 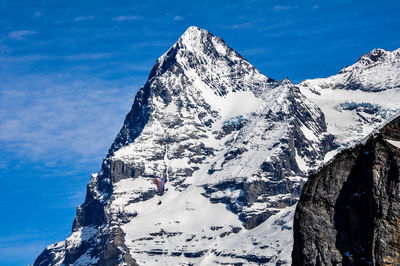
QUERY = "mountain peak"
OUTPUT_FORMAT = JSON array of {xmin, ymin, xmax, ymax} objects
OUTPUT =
[
  {"xmin": 357, "ymin": 48, "xmax": 389, "ymax": 64},
  {"xmin": 328, "ymin": 48, "xmax": 400, "ymax": 92},
  {"xmin": 174, "ymin": 26, "xmax": 224, "ymax": 54},
  {"xmin": 337, "ymin": 48, "xmax": 391, "ymax": 75},
  {"xmin": 181, "ymin": 26, "xmax": 208, "ymax": 38},
  {"xmin": 178, "ymin": 26, "xmax": 209, "ymax": 46},
  {"xmin": 148, "ymin": 26, "xmax": 272, "ymax": 97},
  {"xmin": 150, "ymin": 26, "xmax": 227, "ymax": 77},
  {"xmin": 280, "ymin": 77, "xmax": 293, "ymax": 86}
]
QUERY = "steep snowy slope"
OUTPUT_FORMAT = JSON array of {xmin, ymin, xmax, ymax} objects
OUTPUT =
[
  {"xmin": 35, "ymin": 27, "xmax": 400, "ymax": 266},
  {"xmin": 109, "ymin": 76, "xmax": 334, "ymax": 265}
]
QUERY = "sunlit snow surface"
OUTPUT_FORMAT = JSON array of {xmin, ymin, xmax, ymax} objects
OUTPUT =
[
  {"xmin": 113, "ymin": 178, "xmax": 294, "ymax": 265},
  {"xmin": 386, "ymin": 139, "xmax": 400, "ymax": 149}
]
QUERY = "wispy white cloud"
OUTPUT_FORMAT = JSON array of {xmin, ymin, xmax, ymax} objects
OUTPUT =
[
  {"xmin": 257, "ymin": 20, "xmax": 295, "ymax": 32},
  {"xmin": 234, "ymin": 22, "xmax": 253, "ymax": 29},
  {"xmin": 75, "ymin": 16, "xmax": 95, "ymax": 22},
  {"xmin": 240, "ymin": 48, "xmax": 270, "ymax": 56},
  {"xmin": 32, "ymin": 11, "xmax": 42, "ymax": 18},
  {"xmin": 67, "ymin": 189, "xmax": 86, "ymax": 206},
  {"xmin": 0, "ymin": 40, "xmax": 9, "ymax": 54},
  {"xmin": 273, "ymin": 5, "xmax": 294, "ymax": 11},
  {"xmin": 63, "ymin": 52, "xmax": 117, "ymax": 60},
  {"xmin": 220, "ymin": 22, "xmax": 254, "ymax": 30},
  {"xmin": 0, "ymin": 75, "xmax": 137, "ymax": 167},
  {"xmin": 173, "ymin": 15, "xmax": 184, "ymax": 21},
  {"xmin": 8, "ymin": 30, "xmax": 38, "ymax": 40},
  {"xmin": 112, "ymin": 15, "xmax": 142, "ymax": 22},
  {"xmin": 0, "ymin": 52, "xmax": 118, "ymax": 63},
  {"xmin": 131, "ymin": 40, "xmax": 172, "ymax": 49},
  {"xmin": 0, "ymin": 240, "xmax": 48, "ymax": 263},
  {"xmin": 0, "ymin": 229, "xmax": 67, "ymax": 264}
]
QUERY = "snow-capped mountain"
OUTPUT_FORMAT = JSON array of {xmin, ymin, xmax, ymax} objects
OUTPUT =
[
  {"xmin": 302, "ymin": 48, "xmax": 400, "ymax": 93},
  {"xmin": 35, "ymin": 27, "xmax": 400, "ymax": 265}
]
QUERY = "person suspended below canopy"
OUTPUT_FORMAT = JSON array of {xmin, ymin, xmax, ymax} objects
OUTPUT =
[{"xmin": 154, "ymin": 176, "xmax": 167, "ymax": 205}]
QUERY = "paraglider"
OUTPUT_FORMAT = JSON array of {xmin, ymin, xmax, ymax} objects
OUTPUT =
[{"xmin": 154, "ymin": 176, "xmax": 167, "ymax": 205}]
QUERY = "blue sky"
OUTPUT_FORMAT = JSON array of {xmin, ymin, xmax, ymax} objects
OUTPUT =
[{"xmin": 1, "ymin": 0, "xmax": 399, "ymax": 264}]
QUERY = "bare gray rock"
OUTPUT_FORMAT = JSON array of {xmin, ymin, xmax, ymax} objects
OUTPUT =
[{"xmin": 293, "ymin": 115, "xmax": 400, "ymax": 265}]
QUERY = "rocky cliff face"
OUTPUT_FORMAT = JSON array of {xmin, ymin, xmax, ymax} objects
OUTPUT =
[
  {"xmin": 34, "ymin": 26, "xmax": 400, "ymax": 266},
  {"xmin": 293, "ymin": 115, "xmax": 400, "ymax": 265}
]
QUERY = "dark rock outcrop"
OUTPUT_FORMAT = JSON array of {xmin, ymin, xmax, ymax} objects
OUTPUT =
[{"xmin": 293, "ymin": 115, "xmax": 400, "ymax": 265}]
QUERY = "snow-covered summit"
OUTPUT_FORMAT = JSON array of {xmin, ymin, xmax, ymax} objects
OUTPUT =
[
  {"xmin": 108, "ymin": 26, "xmax": 275, "ymax": 157},
  {"xmin": 176, "ymin": 26, "xmax": 214, "ymax": 50},
  {"xmin": 301, "ymin": 47, "xmax": 400, "ymax": 92},
  {"xmin": 150, "ymin": 26, "xmax": 273, "ymax": 97},
  {"xmin": 340, "ymin": 48, "xmax": 400, "ymax": 73},
  {"xmin": 352, "ymin": 48, "xmax": 390, "ymax": 67}
]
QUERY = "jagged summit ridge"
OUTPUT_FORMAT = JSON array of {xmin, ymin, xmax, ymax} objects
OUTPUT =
[
  {"xmin": 109, "ymin": 26, "xmax": 276, "ymax": 156},
  {"xmin": 356, "ymin": 48, "xmax": 390, "ymax": 65},
  {"xmin": 301, "ymin": 47, "xmax": 400, "ymax": 92},
  {"xmin": 150, "ymin": 26, "xmax": 273, "ymax": 94},
  {"xmin": 176, "ymin": 26, "xmax": 216, "ymax": 50},
  {"xmin": 340, "ymin": 48, "xmax": 400, "ymax": 74}
]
